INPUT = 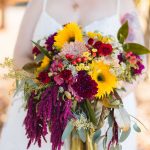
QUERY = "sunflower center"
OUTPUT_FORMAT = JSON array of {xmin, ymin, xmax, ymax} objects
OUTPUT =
[
  {"xmin": 68, "ymin": 37, "xmax": 75, "ymax": 42},
  {"xmin": 97, "ymin": 73, "xmax": 105, "ymax": 82}
]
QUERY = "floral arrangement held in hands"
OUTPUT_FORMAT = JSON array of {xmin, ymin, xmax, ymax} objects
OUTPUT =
[{"xmin": 6, "ymin": 22, "xmax": 150, "ymax": 150}]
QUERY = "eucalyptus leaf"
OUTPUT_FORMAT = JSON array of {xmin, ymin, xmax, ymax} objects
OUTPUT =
[
  {"xmin": 106, "ymin": 127, "xmax": 113, "ymax": 147},
  {"xmin": 119, "ymin": 127, "xmax": 131, "ymax": 143},
  {"xmin": 23, "ymin": 62, "xmax": 39, "ymax": 73},
  {"xmin": 78, "ymin": 128, "xmax": 86, "ymax": 143},
  {"xmin": 123, "ymin": 43, "xmax": 150, "ymax": 55},
  {"xmin": 133, "ymin": 123, "xmax": 141, "ymax": 133},
  {"xmin": 115, "ymin": 144, "xmax": 122, "ymax": 150},
  {"xmin": 32, "ymin": 41, "xmax": 51, "ymax": 59},
  {"xmin": 61, "ymin": 121, "xmax": 74, "ymax": 141},
  {"xmin": 93, "ymin": 130, "xmax": 101, "ymax": 143},
  {"xmin": 35, "ymin": 53, "xmax": 44, "ymax": 63},
  {"xmin": 114, "ymin": 107, "xmax": 131, "ymax": 132},
  {"xmin": 108, "ymin": 113, "xmax": 113, "ymax": 127},
  {"xmin": 117, "ymin": 21, "xmax": 129, "ymax": 44},
  {"xmin": 103, "ymin": 137, "xmax": 107, "ymax": 150}
]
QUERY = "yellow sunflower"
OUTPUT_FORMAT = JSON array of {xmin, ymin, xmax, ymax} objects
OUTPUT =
[
  {"xmin": 89, "ymin": 60, "xmax": 117, "ymax": 98},
  {"xmin": 54, "ymin": 22, "xmax": 83, "ymax": 49}
]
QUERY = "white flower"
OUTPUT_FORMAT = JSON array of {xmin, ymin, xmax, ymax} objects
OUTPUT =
[{"xmin": 67, "ymin": 64, "xmax": 77, "ymax": 76}]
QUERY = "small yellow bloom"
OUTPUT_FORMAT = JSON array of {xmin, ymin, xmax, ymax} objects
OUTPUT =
[
  {"xmin": 101, "ymin": 37, "xmax": 112, "ymax": 43},
  {"xmin": 76, "ymin": 66, "xmax": 82, "ymax": 71},
  {"xmin": 84, "ymin": 66, "xmax": 90, "ymax": 71},
  {"xmin": 87, "ymin": 32, "xmax": 102, "ymax": 39},
  {"xmin": 79, "ymin": 63, "xmax": 85, "ymax": 69},
  {"xmin": 83, "ymin": 51, "xmax": 90, "ymax": 58},
  {"xmin": 65, "ymin": 91, "xmax": 72, "ymax": 99},
  {"xmin": 92, "ymin": 48, "xmax": 97, "ymax": 52}
]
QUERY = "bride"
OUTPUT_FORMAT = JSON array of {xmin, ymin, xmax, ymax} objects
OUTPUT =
[{"xmin": 0, "ymin": 0, "xmax": 144, "ymax": 149}]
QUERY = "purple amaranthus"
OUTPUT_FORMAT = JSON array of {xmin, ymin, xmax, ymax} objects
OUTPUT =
[
  {"xmin": 24, "ymin": 85, "xmax": 73, "ymax": 150},
  {"xmin": 24, "ymin": 93, "xmax": 48, "ymax": 148}
]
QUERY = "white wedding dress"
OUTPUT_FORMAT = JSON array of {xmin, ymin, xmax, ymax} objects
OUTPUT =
[{"xmin": 0, "ymin": 0, "xmax": 137, "ymax": 149}]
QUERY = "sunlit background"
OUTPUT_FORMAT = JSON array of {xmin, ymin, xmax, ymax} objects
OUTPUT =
[{"xmin": 0, "ymin": 0, "xmax": 150, "ymax": 150}]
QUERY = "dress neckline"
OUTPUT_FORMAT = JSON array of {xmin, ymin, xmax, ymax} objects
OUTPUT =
[{"xmin": 42, "ymin": 11, "xmax": 119, "ymax": 30}]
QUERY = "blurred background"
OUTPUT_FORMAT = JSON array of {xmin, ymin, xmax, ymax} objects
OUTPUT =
[{"xmin": 0, "ymin": 0, "xmax": 149, "ymax": 150}]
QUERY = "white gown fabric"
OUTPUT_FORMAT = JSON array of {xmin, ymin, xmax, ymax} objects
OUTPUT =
[{"xmin": 0, "ymin": 0, "xmax": 137, "ymax": 149}]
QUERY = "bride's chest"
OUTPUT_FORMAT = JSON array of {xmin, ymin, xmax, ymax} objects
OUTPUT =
[
  {"xmin": 46, "ymin": 0, "xmax": 116, "ymax": 26},
  {"xmin": 33, "ymin": 0, "xmax": 121, "ymax": 41}
]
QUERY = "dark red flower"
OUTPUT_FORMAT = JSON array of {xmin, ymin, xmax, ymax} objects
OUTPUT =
[
  {"xmin": 93, "ymin": 41, "xmax": 102, "ymax": 50},
  {"xmin": 32, "ymin": 46, "xmax": 40, "ymax": 56},
  {"xmin": 72, "ymin": 71, "xmax": 98, "ymax": 100},
  {"xmin": 88, "ymin": 38, "xmax": 94, "ymax": 45},
  {"xmin": 38, "ymin": 71, "xmax": 50, "ymax": 83},
  {"xmin": 98, "ymin": 43, "xmax": 113, "ymax": 56},
  {"xmin": 118, "ymin": 53, "xmax": 126, "ymax": 64},
  {"xmin": 45, "ymin": 33, "xmax": 57, "ymax": 51},
  {"xmin": 60, "ymin": 70, "xmax": 72, "ymax": 81},
  {"xmin": 132, "ymin": 61, "xmax": 145, "ymax": 75},
  {"xmin": 54, "ymin": 70, "xmax": 72, "ymax": 85}
]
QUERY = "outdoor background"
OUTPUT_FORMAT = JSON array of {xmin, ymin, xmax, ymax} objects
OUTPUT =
[{"xmin": 0, "ymin": 0, "xmax": 150, "ymax": 150}]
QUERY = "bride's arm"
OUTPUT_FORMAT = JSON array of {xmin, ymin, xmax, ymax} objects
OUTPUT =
[
  {"xmin": 13, "ymin": 0, "xmax": 43, "ymax": 69},
  {"xmin": 118, "ymin": 0, "xmax": 147, "ymax": 98}
]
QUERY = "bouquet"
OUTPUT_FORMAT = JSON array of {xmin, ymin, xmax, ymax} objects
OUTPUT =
[{"xmin": 2, "ymin": 22, "xmax": 149, "ymax": 150}]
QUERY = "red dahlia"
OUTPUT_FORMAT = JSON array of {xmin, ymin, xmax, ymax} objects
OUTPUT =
[{"xmin": 98, "ymin": 43, "xmax": 113, "ymax": 56}]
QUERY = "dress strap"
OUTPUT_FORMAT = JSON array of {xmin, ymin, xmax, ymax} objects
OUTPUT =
[
  {"xmin": 116, "ymin": 0, "xmax": 120, "ymax": 16},
  {"xmin": 43, "ymin": 0, "xmax": 47, "ymax": 11}
]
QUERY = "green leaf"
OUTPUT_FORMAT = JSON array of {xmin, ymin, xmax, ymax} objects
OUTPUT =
[
  {"xmin": 106, "ymin": 127, "xmax": 113, "ymax": 147},
  {"xmin": 84, "ymin": 100, "xmax": 97, "ymax": 125},
  {"xmin": 93, "ymin": 130, "xmax": 101, "ymax": 143},
  {"xmin": 133, "ymin": 123, "xmax": 141, "ymax": 133},
  {"xmin": 103, "ymin": 137, "xmax": 107, "ymax": 150},
  {"xmin": 119, "ymin": 127, "xmax": 131, "ymax": 143},
  {"xmin": 32, "ymin": 41, "xmax": 51, "ymax": 59},
  {"xmin": 35, "ymin": 53, "xmax": 44, "ymax": 63},
  {"xmin": 108, "ymin": 112, "xmax": 113, "ymax": 127},
  {"xmin": 123, "ymin": 43, "xmax": 150, "ymax": 55},
  {"xmin": 78, "ymin": 128, "xmax": 86, "ymax": 143},
  {"xmin": 62, "ymin": 121, "xmax": 74, "ymax": 141},
  {"xmin": 14, "ymin": 80, "xmax": 25, "ymax": 97},
  {"xmin": 117, "ymin": 21, "xmax": 129, "ymax": 44},
  {"xmin": 112, "ymin": 144, "xmax": 122, "ymax": 150},
  {"xmin": 23, "ymin": 62, "xmax": 39, "ymax": 73}
]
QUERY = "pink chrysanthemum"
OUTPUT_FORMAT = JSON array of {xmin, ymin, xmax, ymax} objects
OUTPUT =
[{"xmin": 60, "ymin": 41, "xmax": 88, "ymax": 57}]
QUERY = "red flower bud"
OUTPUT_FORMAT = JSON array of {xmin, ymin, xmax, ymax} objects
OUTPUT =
[
  {"xmin": 82, "ymin": 57, "xmax": 88, "ymax": 62},
  {"xmin": 76, "ymin": 57, "xmax": 82, "ymax": 63},
  {"xmin": 65, "ymin": 54, "xmax": 71, "ymax": 59},
  {"xmin": 72, "ymin": 60, "xmax": 77, "ymax": 65},
  {"xmin": 70, "ymin": 55, "xmax": 75, "ymax": 60}
]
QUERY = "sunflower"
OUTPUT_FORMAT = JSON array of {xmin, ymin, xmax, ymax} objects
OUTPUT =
[
  {"xmin": 54, "ymin": 22, "xmax": 83, "ymax": 49},
  {"xmin": 89, "ymin": 60, "xmax": 117, "ymax": 98}
]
